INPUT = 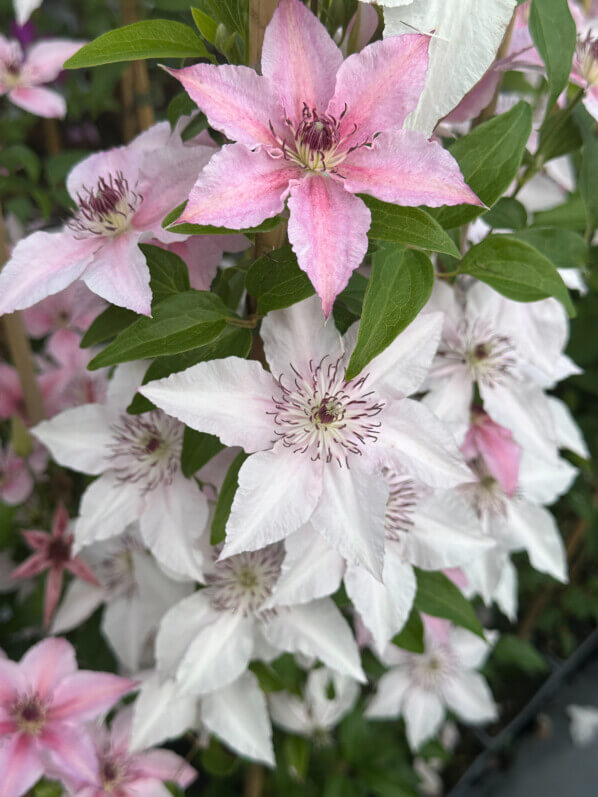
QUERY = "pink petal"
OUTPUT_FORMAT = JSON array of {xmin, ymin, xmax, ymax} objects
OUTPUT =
[
  {"xmin": 444, "ymin": 68, "xmax": 502, "ymax": 125},
  {"xmin": 21, "ymin": 637, "xmax": 76, "ymax": 698},
  {"xmin": 328, "ymin": 35, "xmax": 429, "ymax": 142},
  {"xmin": 0, "ymin": 453, "xmax": 33, "ymax": 505},
  {"xmin": 0, "ymin": 733, "xmax": 43, "ymax": 797},
  {"xmin": 22, "ymin": 530, "xmax": 50, "ymax": 551},
  {"xmin": 0, "ymin": 231, "xmax": 99, "ymax": 315},
  {"xmin": 462, "ymin": 413, "xmax": 520, "ymax": 497},
  {"xmin": 0, "ymin": 364, "xmax": 23, "ymax": 419},
  {"xmin": 66, "ymin": 146, "xmax": 144, "ymax": 204},
  {"xmin": 44, "ymin": 567, "xmax": 65, "ymax": 628},
  {"xmin": 0, "ymin": 658, "xmax": 26, "ymax": 704},
  {"xmin": 22, "ymin": 40, "xmax": 85, "ymax": 84},
  {"xmin": 287, "ymin": 175, "xmax": 370, "ymax": 316},
  {"xmin": 165, "ymin": 64, "xmax": 282, "ymax": 148},
  {"xmin": 261, "ymin": 0, "xmax": 343, "ymax": 125},
  {"xmin": 177, "ymin": 143, "xmax": 299, "ymax": 229},
  {"xmin": 65, "ymin": 556, "xmax": 101, "ymax": 586},
  {"xmin": 79, "ymin": 233, "xmax": 152, "ymax": 316},
  {"xmin": 340, "ymin": 130, "xmax": 482, "ymax": 208},
  {"xmin": 162, "ymin": 234, "xmax": 249, "ymax": 291},
  {"xmin": 11, "ymin": 552, "xmax": 48, "ymax": 580},
  {"xmin": 132, "ymin": 749, "xmax": 197, "ymax": 787},
  {"xmin": 8, "ymin": 85, "xmax": 65, "ymax": 118},
  {"xmin": 52, "ymin": 503, "xmax": 70, "ymax": 538},
  {"xmin": 48, "ymin": 671, "xmax": 136, "ymax": 722},
  {"xmin": 40, "ymin": 724, "xmax": 99, "ymax": 785}
]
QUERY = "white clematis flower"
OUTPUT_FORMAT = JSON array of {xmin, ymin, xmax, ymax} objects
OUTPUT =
[
  {"xmin": 154, "ymin": 541, "xmax": 365, "ymax": 701},
  {"xmin": 366, "ymin": 620, "xmax": 498, "ymax": 750},
  {"xmin": 32, "ymin": 362, "xmax": 209, "ymax": 580},
  {"xmin": 51, "ymin": 528, "xmax": 193, "ymax": 673},
  {"xmin": 269, "ymin": 667, "xmax": 360, "ymax": 740},
  {"xmin": 141, "ymin": 296, "xmax": 470, "ymax": 579},
  {"xmin": 568, "ymin": 705, "xmax": 598, "ymax": 747}
]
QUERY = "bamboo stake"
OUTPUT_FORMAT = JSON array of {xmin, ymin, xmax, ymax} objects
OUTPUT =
[
  {"xmin": 43, "ymin": 118, "xmax": 62, "ymax": 156},
  {"xmin": 0, "ymin": 208, "xmax": 45, "ymax": 424},
  {"xmin": 121, "ymin": 0, "xmax": 155, "ymax": 135}
]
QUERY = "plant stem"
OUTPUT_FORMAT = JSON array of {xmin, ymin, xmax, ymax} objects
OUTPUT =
[
  {"xmin": 0, "ymin": 209, "xmax": 45, "ymax": 424},
  {"xmin": 244, "ymin": 763, "xmax": 265, "ymax": 797}
]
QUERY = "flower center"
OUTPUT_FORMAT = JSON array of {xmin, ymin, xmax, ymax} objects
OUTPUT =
[
  {"xmin": 1, "ymin": 43, "xmax": 23, "ymax": 88},
  {"xmin": 271, "ymin": 357, "xmax": 384, "ymax": 468},
  {"xmin": 437, "ymin": 320, "xmax": 516, "ymax": 388},
  {"xmin": 460, "ymin": 456, "xmax": 508, "ymax": 518},
  {"xmin": 205, "ymin": 544, "xmax": 284, "ymax": 615},
  {"xmin": 48, "ymin": 536, "xmax": 72, "ymax": 564},
  {"xmin": 576, "ymin": 32, "xmax": 598, "ymax": 85},
  {"xmin": 67, "ymin": 171, "xmax": 142, "ymax": 238},
  {"xmin": 409, "ymin": 645, "xmax": 456, "ymax": 692},
  {"xmin": 383, "ymin": 468, "xmax": 419, "ymax": 541},
  {"xmin": 12, "ymin": 695, "xmax": 47, "ymax": 735},
  {"xmin": 109, "ymin": 411, "xmax": 183, "ymax": 492},
  {"xmin": 100, "ymin": 756, "xmax": 128, "ymax": 793}
]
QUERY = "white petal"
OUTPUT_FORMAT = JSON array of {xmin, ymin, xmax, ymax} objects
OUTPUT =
[
  {"xmin": 261, "ymin": 296, "xmax": 343, "ymax": 379},
  {"xmin": 547, "ymin": 396, "xmax": 589, "ymax": 459},
  {"xmin": 201, "ymin": 672, "xmax": 275, "ymax": 766},
  {"xmin": 517, "ymin": 448, "xmax": 577, "ymax": 506},
  {"xmin": 505, "ymin": 500, "xmax": 567, "ymax": 583},
  {"xmin": 492, "ymin": 556, "xmax": 518, "ymax": 621},
  {"xmin": 568, "ymin": 705, "xmax": 598, "ymax": 747},
  {"xmin": 402, "ymin": 687, "xmax": 445, "ymax": 751},
  {"xmin": 140, "ymin": 358, "xmax": 277, "ymax": 453},
  {"xmin": 449, "ymin": 627, "xmax": 495, "ymax": 670},
  {"xmin": 309, "ymin": 458, "xmax": 387, "ymax": 578},
  {"xmin": 365, "ymin": 668, "xmax": 410, "ymax": 719},
  {"xmin": 306, "ymin": 668, "xmax": 360, "ymax": 730},
  {"xmin": 102, "ymin": 595, "xmax": 147, "ymax": 672},
  {"xmin": 380, "ymin": 399, "xmax": 471, "ymax": 488},
  {"xmin": 462, "ymin": 547, "xmax": 509, "ymax": 606},
  {"xmin": 423, "ymin": 367, "xmax": 474, "ymax": 445},
  {"xmin": 385, "ymin": 0, "xmax": 517, "ymax": 137},
  {"xmin": 263, "ymin": 599, "xmax": 365, "ymax": 683},
  {"xmin": 32, "ymin": 404, "xmax": 116, "ymax": 475},
  {"xmin": 106, "ymin": 361, "xmax": 149, "ymax": 410},
  {"xmin": 363, "ymin": 312, "xmax": 443, "ymax": 399},
  {"xmin": 442, "ymin": 671, "xmax": 498, "ymax": 725},
  {"xmin": 268, "ymin": 692, "xmax": 312, "ymax": 735},
  {"xmin": 140, "ymin": 473, "xmax": 208, "ymax": 580},
  {"xmin": 267, "ymin": 524, "xmax": 344, "ymax": 607},
  {"xmin": 221, "ymin": 447, "xmax": 323, "ymax": 558},
  {"xmin": 130, "ymin": 674, "xmax": 197, "ymax": 752},
  {"xmin": 51, "ymin": 578, "xmax": 105, "ymax": 634},
  {"xmin": 74, "ymin": 473, "xmax": 143, "ymax": 551}
]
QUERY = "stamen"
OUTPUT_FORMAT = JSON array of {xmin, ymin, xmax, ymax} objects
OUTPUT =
[
  {"xmin": 205, "ymin": 544, "xmax": 284, "ymax": 616},
  {"xmin": 67, "ymin": 171, "xmax": 142, "ymax": 238}
]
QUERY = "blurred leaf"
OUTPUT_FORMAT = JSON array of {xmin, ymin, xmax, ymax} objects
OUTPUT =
[
  {"xmin": 414, "ymin": 569, "xmax": 484, "ymax": 637},
  {"xmin": 483, "ymin": 197, "xmax": 528, "ymax": 230},
  {"xmin": 0, "ymin": 503, "xmax": 17, "ymax": 549},
  {"xmin": 32, "ymin": 779, "xmax": 63, "ymax": 797},
  {"xmin": 533, "ymin": 195, "xmax": 587, "ymax": 230},
  {"xmin": 529, "ymin": 0, "xmax": 576, "ymax": 110},
  {"xmin": 167, "ymin": 92, "xmax": 197, "ymax": 127},
  {"xmin": 181, "ymin": 429, "xmax": 224, "ymax": 477},
  {"xmin": 392, "ymin": 608, "xmax": 424, "ymax": 654},
  {"xmin": 80, "ymin": 305, "xmax": 140, "ymax": 348},
  {"xmin": 211, "ymin": 451, "xmax": 248, "ymax": 545},
  {"xmin": 249, "ymin": 661, "xmax": 286, "ymax": 692},
  {"xmin": 511, "ymin": 227, "xmax": 588, "ymax": 269},
  {"xmin": 246, "ymin": 244, "xmax": 314, "ymax": 314},
  {"xmin": 346, "ymin": 245, "xmax": 434, "ymax": 379},
  {"xmin": 65, "ymin": 21, "xmax": 211, "ymax": 67},
  {"xmin": 493, "ymin": 634, "xmax": 548, "ymax": 674},
  {"xmin": 0, "ymin": 145, "xmax": 40, "ymax": 180},
  {"xmin": 191, "ymin": 7, "xmax": 219, "ymax": 43},
  {"xmin": 200, "ymin": 738, "xmax": 239, "ymax": 776},
  {"xmin": 284, "ymin": 735, "xmax": 310, "ymax": 782}
]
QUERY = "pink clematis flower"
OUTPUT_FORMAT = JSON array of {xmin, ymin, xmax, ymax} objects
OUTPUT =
[
  {"xmin": 0, "ymin": 445, "xmax": 33, "ymax": 505},
  {"xmin": 0, "ymin": 122, "xmax": 213, "ymax": 316},
  {"xmin": 158, "ymin": 233, "xmax": 249, "ymax": 291},
  {"xmin": 61, "ymin": 708, "xmax": 197, "ymax": 797},
  {"xmin": 10, "ymin": 503, "xmax": 100, "ymax": 628},
  {"xmin": 42, "ymin": 329, "xmax": 108, "ymax": 413},
  {"xmin": 0, "ymin": 637, "xmax": 135, "ymax": 797},
  {"xmin": 0, "ymin": 35, "xmax": 83, "ymax": 117},
  {"xmin": 22, "ymin": 282, "xmax": 105, "ymax": 339},
  {"xmin": 167, "ymin": 0, "xmax": 480, "ymax": 314},
  {"xmin": 461, "ymin": 408, "xmax": 520, "ymax": 497}
]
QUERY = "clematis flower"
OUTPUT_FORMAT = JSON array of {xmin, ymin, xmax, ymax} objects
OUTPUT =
[
  {"xmin": 459, "ymin": 412, "xmax": 575, "ymax": 602},
  {"xmin": 0, "ymin": 637, "xmax": 135, "ymax": 797},
  {"xmin": 0, "ymin": 444, "xmax": 33, "ymax": 505},
  {"xmin": 41, "ymin": 329, "xmax": 108, "ymax": 414},
  {"xmin": 140, "ymin": 296, "xmax": 471, "ymax": 578},
  {"xmin": 131, "ymin": 671, "xmax": 275, "ymax": 766},
  {"xmin": 0, "ymin": 35, "xmax": 82, "ymax": 117},
  {"xmin": 0, "ymin": 122, "xmax": 213, "ymax": 316},
  {"xmin": 22, "ymin": 282, "xmax": 105, "ymax": 339},
  {"xmin": 167, "ymin": 0, "xmax": 479, "ymax": 314},
  {"xmin": 158, "ymin": 233, "xmax": 249, "ymax": 291},
  {"xmin": 366, "ymin": 619, "xmax": 497, "ymax": 750},
  {"xmin": 61, "ymin": 708, "xmax": 197, "ymax": 797},
  {"xmin": 424, "ymin": 280, "xmax": 581, "ymax": 455},
  {"xmin": 568, "ymin": 705, "xmax": 598, "ymax": 747},
  {"xmin": 155, "ymin": 541, "xmax": 365, "ymax": 702},
  {"xmin": 52, "ymin": 529, "xmax": 193, "ymax": 673},
  {"xmin": 32, "ymin": 362, "xmax": 209, "ymax": 580},
  {"xmin": 10, "ymin": 502, "xmax": 100, "ymax": 628},
  {"xmin": 269, "ymin": 667, "xmax": 359, "ymax": 740}
]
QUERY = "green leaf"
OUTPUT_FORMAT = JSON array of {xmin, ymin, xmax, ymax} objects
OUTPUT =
[
  {"xmin": 529, "ymin": 0, "xmax": 576, "ymax": 110},
  {"xmin": 246, "ymin": 244, "xmax": 314, "ymax": 314},
  {"xmin": 128, "ymin": 326, "xmax": 251, "ymax": 414},
  {"xmin": 460, "ymin": 235, "xmax": 575, "ymax": 315},
  {"xmin": 511, "ymin": 227, "xmax": 588, "ymax": 270},
  {"xmin": 413, "ymin": 569, "xmax": 484, "ymax": 638},
  {"xmin": 579, "ymin": 113, "xmax": 598, "ymax": 236},
  {"xmin": 32, "ymin": 778, "xmax": 63, "ymax": 797},
  {"xmin": 434, "ymin": 101, "xmax": 533, "ymax": 229},
  {"xmin": 483, "ymin": 197, "xmax": 528, "ymax": 230},
  {"xmin": 181, "ymin": 429, "xmax": 224, "ymax": 477},
  {"xmin": 537, "ymin": 105, "xmax": 582, "ymax": 162},
  {"xmin": 191, "ymin": 7, "xmax": 219, "ymax": 43},
  {"xmin": 140, "ymin": 244, "xmax": 190, "ymax": 306},
  {"xmin": 167, "ymin": 92, "xmax": 197, "ymax": 127},
  {"xmin": 80, "ymin": 305, "xmax": 139, "ymax": 348},
  {"xmin": 64, "ymin": 20, "xmax": 210, "ymax": 68},
  {"xmin": 362, "ymin": 197, "xmax": 461, "ymax": 257},
  {"xmin": 198, "ymin": 0, "xmax": 246, "ymax": 38},
  {"xmin": 284, "ymin": 735, "xmax": 310, "ymax": 782},
  {"xmin": 88, "ymin": 291, "xmax": 231, "ymax": 370},
  {"xmin": 345, "ymin": 245, "xmax": 434, "ymax": 380},
  {"xmin": 211, "ymin": 451, "xmax": 248, "ymax": 545},
  {"xmin": 164, "ymin": 782, "xmax": 185, "ymax": 797},
  {"xmin": 248, "ymin": 661, "xmax": 285, "ymax": 692},
  {"xmin": 392, "ymin": 608, "xmax": 424, "ymax": 654},
  {"xmin": 167, "ymin": 212, "xmax": 283, "ymax": 237},
  {"xmin": 200, "ymin": 739, "xmax": 238, "ymax": 776},
  {"xmin": 493, "ymin": 634, "xmax": 548, "ymax": 674},
  {"xmin": 0, "ymin": 145, "xmax": 40, "ymax": 180}
]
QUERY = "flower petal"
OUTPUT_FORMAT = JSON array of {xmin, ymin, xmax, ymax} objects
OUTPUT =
[
  {"xmin": 328, "ymin": 35, "xmax": 429, "ymax": 140},
  {"xmin": 74, "ymin": 473, "xmax": 144, "ymax": 551},
  {"xmin": 177, "ymin": 144, "xmax": 299, "ymax": 229},
  {"xmin": 40, "ymin": 724, "xmax": 99, "ymax": 784},
  {"xmin": 9, "ymin": 85, "xmax": 65, "ymax": 117},
  {"xmin": 503, "ymin": 500, "xmax": 567, "ymax": 583},
  {"xmin": 43, "ymin": 567, "xmax": 64, "ymax": 627},
  {"xmin": 365, "ymin": 669, "xmax": 410, "ymax": 719},
  {"xmin": 51, "ymin": 578, "xmax": 105, "ymax": 634},
  {"xmin": 22, "ymin": 40, "xmax": 85, "ymax": 85},
  {"xmin": 442, "ymin": 670, "xmax": 497, "ymax": 724},
  {"xmin": 202, "ymin": 672, "xmax": 275, "ymax": 766},
  {"xmin": 130, "ymin": 674, "xmax": 196, "ymax": 752},
  {"xmin": 49, "ymin": 670, "xmax": 135, "ymax": 722},
  {"xmin": 287, "ymin": 175, "xmax": 370, "ymax": 316},
  {"xmin": 341, "ymin": 130, "xmax": 481, "ymax": 208},
  {"xmin": 21, "ymin": 637, "xmax": 76, "ymax": 698},
  {"xmin": 140, "ymin": 357, "xmax": 276, "ymax": 452},
  {"xmin": 261, "ymin": 0, "xmax": 343, "ymax": 125},
  {"xmin": 402, "ymin": 687, "xmax": 445, "ymax": 750},
  {"xmin": 133, "ymin": 749, "xmax": 197, "ymax": 788},
  {"xmin": 11, "ymin": 552, "xmax": 48, "ymax": 580},
  {"xmin": 0, "ymin": 231, "xmax": 98, "ymax": 315},
  {"xmin": 0, "ymin": 734, "xmax": 43, "ymax": 797},
  {"xmin": 165, "ymin": 64, "xmax": 282, "ymax": 148}
]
